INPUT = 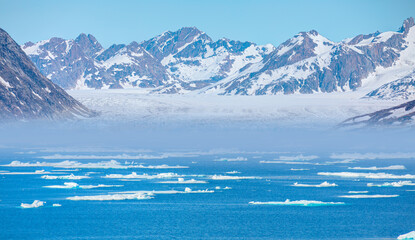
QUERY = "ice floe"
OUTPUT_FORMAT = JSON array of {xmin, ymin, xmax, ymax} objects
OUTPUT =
[
  {"xmin": 398, "ymin": 231, "xmax": 415, "ymax": 240},
  {"xmin": 158, "ymin": 178, "xmax": 207, "ymax": 184},
  {"xmin": 2, "ymin": 160, "xmax": 188, "ymax": 169},
  {"xmin": 38, "ymin": 153, "xmax": 171, "ymax": 160},
  {"xmin": 318, "ymin": 172, "xmax": 415, "ymax": 179},
  {"xmin": 214, "ymin": 157, "xmax": 247, "ymax": 162},
  {"xmin": 103, "ymin": 172, "xmax": 181, "ymax": 179},
  {"xmin": 276, "ymin": 154, "xmax": 318, "ymax": 161},
  {"xmin": 210, "ymin": 175, "xmax": 261, "ymax": 180},
  {"xmin": 330, "ymin": 152, "xmax": 415, "ymax": 160},
  {"xmin": 215, "ymin": 186, "xmax": 232, "ymax": 190},
  {"xmin": 249, "ymin": 199, "xmax": 345, "ymax": 206},
  {"xmin": 43, "ymin": 182, "xmax": 123, "ymax": 189},
  {"xmin": 367, "ymin": 181, "xmax": 415, "ymax": 187},
  {"xmin": 338, "ymin": 194, "xmax": 399, "ymax": 198},
  {"xmin": 0, "ymin": 170, "xmax": 53, "ymax": 175},
  {"xmin": 260, "ymin": 160, "xmax": 315, "ymax": 165},
  {"xmin": 67, "ymin": 188, "xmax": 214, "ymax": 201},
  {"xmin": 52, "ymin": 203, "xmax": 62, "ymax": 207},
  {"xmin": 292, "ymin": 181, "xmax": 337, "ymax": 187},
  {"xmin": 67, "ymin": 192, "xmax": 153, "ymax": 201},
  {"xmin": 348, "ymin": 191, "xmax": 369, "ymax": 194},
  {"xmin": 225, "ymin": 171, "xmax": 240, "ymax": 174},
  {"xmin": 290, "ymin": 168, "xmax": 309, "ymax": 171},
  {"xmin": 41, "ymin": 174, "xmax": 90, "ymax": 180},
  {"xmin": 348, "ymin": 165, "xmax": 406, "ymax": 170},
  {"xmin": 20, "ymin": 200, "xmax": 45, "ymax": 208}
]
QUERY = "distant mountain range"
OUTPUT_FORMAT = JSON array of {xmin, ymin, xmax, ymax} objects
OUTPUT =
[
  {"xmin": 0, "ymin": 28, "xmax": 94, "ymax": 119},
  {"xmin": 22, "ymin": 17, "xmax": 415, "ymax": 99}
]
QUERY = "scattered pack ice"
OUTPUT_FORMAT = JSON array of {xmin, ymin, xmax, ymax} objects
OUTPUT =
[
  {"xmin": 43, "ymin": 182, "xmax": 123, "ymax": 189},
  {"xmin": 338, "ymin": 194, "xmax": 399, "ymax": 198},
  {"xmin": 367, "ymin": 181, "xmax": 415, "ymax": 187},
  {"xmin": 41, "ymin": 174, "xmax": 90, "ymax": 180},
  {"xmin": 249, "ymin": 199, "xmax": 345, "ymax": 206},
  {"xmin": 318, "ymin": 172, "xmax": 415, "ymax": 179}
]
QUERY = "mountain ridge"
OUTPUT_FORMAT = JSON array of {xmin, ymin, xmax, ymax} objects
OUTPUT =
[{"xmin": 22, "ymin": 17, "xmax": 415, "ymax": 99}]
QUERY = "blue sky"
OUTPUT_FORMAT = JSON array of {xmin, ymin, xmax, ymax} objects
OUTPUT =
[{"xmin": 0, "ymin": 0, "xmax": 414, "ymax": 47}]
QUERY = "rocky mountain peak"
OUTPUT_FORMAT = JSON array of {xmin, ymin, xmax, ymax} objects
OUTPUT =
[
  {"xmin": 74, "ymin": 33, "xmax": 103, "ymax": 57},
  {"xmin": 399, "ymin": 17, "xmax": 415, "ymax": 34}
]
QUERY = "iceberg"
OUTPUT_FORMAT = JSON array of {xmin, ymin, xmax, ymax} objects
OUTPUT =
[
  {"xmin": 290, "ymin": 168, "xmax": 309, "ymax": 171},
  {"xmin": 398, "ymin": 231, "xmax": 415, "ymax": 239},
  {"xmin": 276, "ymin": 154, "xmax": 318, "ymax": 161},
  {"xmin": 20, "ymin": 200, "xmax": 45, "ymax": 208},
  {"xmin": 103, "ymin": 172, "xmax": 181, "ymax": 179},
  {"xmin": 43, "ymin": 182, "xmax": 123, "ymax": 189},
  {"xmin": 158, "ymin": 178, "xmax": 207, "ymax": 184},
  {"xmin": 52, "ymin": 204, "xmax": 62, "ymax": 207},
  {"xmin": 225, "ymin": 171, "xmax": 240, "ymax": 174},
  {"xmin": 214, "ymin": 157, "xmax": 247, "ymax": 162},
  {"xmin": 249, "ymin": 199, "xmax": 345, "ymax": 206},
  {"xmin": 210, "ymin": 175, "xmax": 261, "ymax": 180},
  {"xmin": 348, "ymin": 191, "xmax": 369, "ymax": 194},
  {"xmin": 318, "ymin": 172, "xmax": 415, "ymax": 179},
  {"xmin": 41, "ymin": 174, "xmax": 90, "ymax": 180},
  {"xmin": 2, "ymin": 160, "xmax": 188, "ymax": 169},
  {"xmin": 67, "ymin": 192, "xmax": 153, "ymax": 201},
  {"xmin": 292, "ymin": 181, "xmax": 337, "ymax": 187},
  {"xmin": 0, "ymin": 170, "xmax": 52, "ymax": 175},
  {"xmin": 339, "ymin": 194, "xmax": 399, "ymax": 198},
  {"xmin": 348, "ymin": 165, "xmax": 406, "ymax": 170},
  {"xmin": 367, "ymin": 181, "xmax": 415, "ymax": 187},
  {"xmin": 184, "ymin": 187, "xmax": 213, "ymax": 193}
]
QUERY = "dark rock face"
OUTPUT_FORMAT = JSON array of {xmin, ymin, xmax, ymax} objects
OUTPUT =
[
  {"xmin": 0, "ymin": 28, "xmax": 94, "ymax": 119},
  {"xmin": 340, "ymin": 100, "xmax": 415, "ymax": 127},
  {"xmin": 22, "ymin": 17, "xmax": 415, "ymax": 96}
]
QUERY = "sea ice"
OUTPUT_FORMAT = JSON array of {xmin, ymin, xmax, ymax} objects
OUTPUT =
[
  {"xmin": 367, "ymin": 181, "xmax": 415, "ymax": 187},
  {"xmin": 41, "ymin": 174, "xmax": 90, "ymax": 180},
  {"xmin": 158, "ymin": 178, "xmax": 207, "ymax": 184},
  {"xmin": 103, "ymin": 172, "xmax": 181, "ymax": 179},
  {"xmin": 249, "ymin": 199, "xmax": 345, "ymax": 206},
  {"xmin": 398, "ymin": 231, "xmax": 415, "ymax": 239},
  {"xmin": 210, "ymin": 175, "xmax": 261, "ymax": 180},
  {"xmin": 292, "ymin": 181, "xmax": 337, "ymax": 187},
  {"xmin": 318, "ymin": 172, "xmax": 415, "ymax": 179},
  {"xmin": 338, "ymin": 194, "xmax": 399, "ymax": 198},
  {"xmin": 43, "ymin": 182, "xmax": 123, "ymax": 189},
  {"xmin": 348, "ymin": 165, "xmax": 406, "ymax": 170},
  {"xmin": 20, "ymin": 200, "xmax": 45, "ymax": 208}
]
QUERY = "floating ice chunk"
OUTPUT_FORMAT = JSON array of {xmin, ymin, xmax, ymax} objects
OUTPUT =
[
  {"xmin": 52, "ymin": 204, "xmax": 61, "ymax": 207},
  {"xmin": 348, "ymin": 165, "xmax": 406, "ymax": 170},
  {"xmin": 339, "ymin": 194, "xmax": 399, "ymax": 198},
  {"xmin": 41, "ymin": 174, "xmax": 90, "ymax": 180},
  {"xmin": 20, "ymin": 200, "xmax": 45, "ymax": 208},
  {"xmin": 158, "ymin": 178, "xmax": 207, "ymax": 184},
  {"xmin": 367, "ymin": 181, "xmax": 415, "ymax": 187},
  {"xmin": 2, "ymin": 160, "xmax": 189, "ymax": 169},
  {"xmin": 318, "ymin": 172, "xmax": 415, "ymax": 179},
  {"xmin": 292, "ymin": 181, "xmax": 337, "ymax": 187},
  {"xmin": 290, "ymin": 168, "xmax": 309, "ymax": 171},
  {"xmin": 398, "ymin": 231, "xmax": 415, "ymax": 239},
  {"xmin": 44, "ymin": 182, "xmax": 123, "ymax": 189},
  {"xmin": 67, "ymin": 192, "xmax": 153, "ymax": 201},
  {"xmin": 38, "ymin": 154, "xmax": 170, "ymax": 160},
  {"xmin": 184, "ymin": 187, "xmax": 213, "ymax": 193},
  {"xmin": 215, "ymin": 186, "xmax": 232, "ymax": 190},
  {"xmin": 348, "ymin": 191, "xmax": 369, "ymax": 194},
  {"xmin": 103, "ymin": 172, "xmax": 181, "ymax": 179},
  {"xmin": 276, "ymin": 154, "xmax": 318, "ymax": 161},
  {"xmin": 210, "ymin": 175, "xmax": 261, "ymax": 180},
  {"xmin": 226, "ymin": 171, "xmax": 240, "ymax": 174},
  {"xmin": 0, "ymin": 170, "xmax": 52, "ymax": 175},
  {"xmin": 330, "ymin": 152, "xmax": 415, "ymax": 160},
  {"xmin": 249, "ymin": 199, "xmax": 344, "ymax": 206},
  {"xmin": 260, "ymin": 160, "xmax": 315, "ymax": 165},
  {"xmin": 214, "ymin": 157, "xmax": 247, "ymax": 162}
]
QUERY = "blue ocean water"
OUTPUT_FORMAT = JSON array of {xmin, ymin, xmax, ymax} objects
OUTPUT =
[{"xmin": 0, "ymin": 150, "xmax": 414, "ymax": 240}]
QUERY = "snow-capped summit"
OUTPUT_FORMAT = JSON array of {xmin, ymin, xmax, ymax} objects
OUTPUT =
[{"xmin": 22, "ymin": 17, "xmax": 415, "ymax": 98}]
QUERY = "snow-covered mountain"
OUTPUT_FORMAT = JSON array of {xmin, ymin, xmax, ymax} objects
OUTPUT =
[
  {"xmin": 22, "ymin": 17, "xmax": 415, "ymax": 98},
  {"xmin": 0, "ymin": 28, "xmax": 94, "ymax": 119},
  {"xmin": 340, "ymin": 99, "xmax": 415, "ymax": 127}
]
